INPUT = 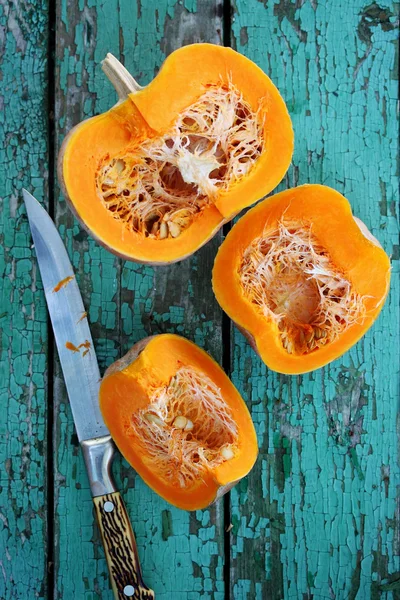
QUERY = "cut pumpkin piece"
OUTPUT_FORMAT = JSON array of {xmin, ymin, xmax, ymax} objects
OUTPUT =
[
  {"xmin": 99, "ymin": 334, "xmax": 258, "ymax": 510},
  {"xmin": 212, "ymin": 185, "xmax": 391, "ymax": 374},
  {"xmin": 58, "ymin": 44, "xmax": 293, "ymax": 264}
]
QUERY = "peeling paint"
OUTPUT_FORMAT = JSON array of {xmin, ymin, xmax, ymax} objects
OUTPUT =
[
  {"xmin": 54, "ymin": 0, "xmax": 225, "ymax": 598},
  {"xmin": 1, "ymin": 0, "xmax": 398, "ymax": 597},
  {"xmin": 0, "ymin": 0, "xmax": 49, "ymax": 596},
  {"xmin": 231, "ymin": 0, "xmax": 399, "ymax": 597}
]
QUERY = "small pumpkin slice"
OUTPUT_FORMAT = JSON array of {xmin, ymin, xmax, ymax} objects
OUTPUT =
[
  {"xmin": 59, "ymin": 44, "xmax": 293, "ymax": 264},
  {"xmin": 99, "ymin": 334, "xmax": 257, "ymax": 510},
  {"xmin": 212, "ymin": 184, "xmax": 391, "ymax": 374}
]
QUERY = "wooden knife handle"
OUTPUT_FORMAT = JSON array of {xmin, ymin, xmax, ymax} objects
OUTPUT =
[{"xmin": 93, "ymin": 492, "xmax": 155, "ymax": 600}]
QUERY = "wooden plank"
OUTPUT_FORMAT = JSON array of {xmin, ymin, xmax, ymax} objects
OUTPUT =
[
  {"xmin": 0, "ymin": 0, "xmax": 50, "ymax": 597},
  {"xmin": 54, "ymin": 1, "xmax": 226, "ymax": 598},
  {"xmin": 229, "ymin": 0, "xmax": 399, "ymax": 598}
]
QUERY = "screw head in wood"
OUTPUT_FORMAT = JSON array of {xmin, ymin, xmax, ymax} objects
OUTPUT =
[
  {"xmin": 123, "ymin": 584, "xmax": 135, "ymax": 597},
  {"xmin": 104, "ymin": 501, "xmax": 114, "ymax": 513}
]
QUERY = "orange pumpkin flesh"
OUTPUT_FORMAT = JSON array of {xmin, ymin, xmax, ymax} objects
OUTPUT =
[
  {"xmin": 212, "ymin": 185, "xmax": 391, "ymax": 375},
  {"xmin": 59, "ymin": 44, "xmax": 293, "ymax": 264},
  {"xmin": 99, "ymin": 334, "xmax": 258, "ymax": 510}
]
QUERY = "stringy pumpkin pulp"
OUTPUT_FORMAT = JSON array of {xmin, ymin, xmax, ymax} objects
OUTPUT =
[
  {"xmin": 239, "ymin": 221, "xmax": 367, "ymax": 355},
  {"xmin": 96, "ymin": 82, "xmax": 264, "ymax": 239},
  {"xmin": 130, "ymin": 366, "xmax": 239, "ymax": 489}
]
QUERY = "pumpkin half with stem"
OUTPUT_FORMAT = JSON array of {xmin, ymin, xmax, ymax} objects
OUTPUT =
[
  {"xmin": 58, "ymin": 44, "xmax": 293, "ymax": 264},
  {"xmin": 99, "ymin": 334, "xmax": 258, "ymax": 510},
  {"xmin": 212, "ymin": 185, "xmax": 391, "ymax": 375}
]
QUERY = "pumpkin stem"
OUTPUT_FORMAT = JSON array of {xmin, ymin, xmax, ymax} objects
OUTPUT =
[{"xmin": 101, "ymin": 53, "xmax": 142, "ymax": 100}]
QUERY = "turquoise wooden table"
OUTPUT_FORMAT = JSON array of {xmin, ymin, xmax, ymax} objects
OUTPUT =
[{"xmin": 0, "ymin": 0, "xmax": 399, "ymax": 598}]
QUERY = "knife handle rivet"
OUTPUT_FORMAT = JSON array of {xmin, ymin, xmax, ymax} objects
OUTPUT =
[
  {"xmin": 123, "ymin": 584, "xmax": 135, "ymax": 596},
  {"xmin": 104, "ymin": 501, "xmax": 114, "ymax": 513}
]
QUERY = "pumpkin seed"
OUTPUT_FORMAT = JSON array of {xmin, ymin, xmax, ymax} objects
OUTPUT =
[
  {"xmin": 159, "ymin": 221, "xmax": 168, "ymax": 239},
  {"xmin": 282, "ymin": 336, "xmax": 293, "ymax": 353},
  {"xmin": 145, "ymin": 413, "xmax": 164, "ymax": 427},
  {"xmin": 314, "ymin": 327, "xmax": 325, "ymax": 340},
  {"xmin": 102, "ymin": 189, "xmax": 117, "ymax": 198},
  {"xmin": 168, "ymin": 221, "xmax": 181, "ymax": 238},
  {"xmin": 173, "ymin": 416, "xmax": 188, "ymax": 429},
  {"xmin": 305, "ymin": 329, "xmax": 314, "ymax": 343},
  {"xmin": 184, "ymin": 419, "xmax": 194, "ymax": 431},
  {"xmin": 115, "ymin": 159, "xmax": 125, "ymax": 173},
  {"xmin": 169, "ymin": 208, "xmax": 193, "ymax": 230},
  {"xmin": 221, "ymin": 446, "xmax": 235, "ymax": 460}
]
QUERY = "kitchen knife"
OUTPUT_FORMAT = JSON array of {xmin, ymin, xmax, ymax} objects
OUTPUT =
[{"xmin": 23, "ymin": 190, "xmax": 155, "ymax": 600}]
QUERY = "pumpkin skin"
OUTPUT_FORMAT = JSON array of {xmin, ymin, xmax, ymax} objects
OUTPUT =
[
  {"xmin": 99, "ymin": 334, "xmax": 258, "ymax": 510},
  {"xmin": 212, "ymin": 185, "xmax": 391, "ymax": 375},
  {"xmin": 58, "ymin": 44, "xmax": 293, "ymax": 265}
]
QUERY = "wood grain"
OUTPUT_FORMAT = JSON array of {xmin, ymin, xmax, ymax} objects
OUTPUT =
[
  {"xmin": 229, "ymin": 1, "xmax": 399, "ymax": 598},
  {"xmin": 1, "ymin": 0, "xmax": 398, "ymax": 598},
  {"xmin": 53, "ymin": 1, "xmax": 226, "ymax": 598},
  {"xmin": 0, "ymin": 0, "xmax": 50, "ymax": 597}
]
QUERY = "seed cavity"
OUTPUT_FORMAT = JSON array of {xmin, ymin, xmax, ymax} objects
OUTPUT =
[
  {"xmin": 96, "ymin": 81, "xmax": 264, "ymax": 239},
  {"xmin": 131, "ymin": 367, "xmax": 239, "ymax": 489},
  {"xmin": 239, "ymin": 220, "xmax": 367, "ymax": 355}
]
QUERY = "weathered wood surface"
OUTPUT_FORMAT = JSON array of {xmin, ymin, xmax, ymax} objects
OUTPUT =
[
  {"xmin": 230, "ymin": 1, "xmax": 399, "ymax": 598},
  {"xmin": 0, "ymin": 0, "xmax": 399, "ymax": 599},
  {"xmin": 54, "ymin": 1, "xmax": 225, "ymax": 599},
  {"xmin": 0, "ymin": 0, "xmax": 50, "ymax": 598}
]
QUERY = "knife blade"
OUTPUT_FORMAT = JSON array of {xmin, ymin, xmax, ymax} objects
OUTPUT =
[
  {"xmin": 23, "ymin": 189, "xmax": 107, "ymax": 442},
  {"xmin": 23, "ymin": 190, "xmax": 155, "ymax": 600}
]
